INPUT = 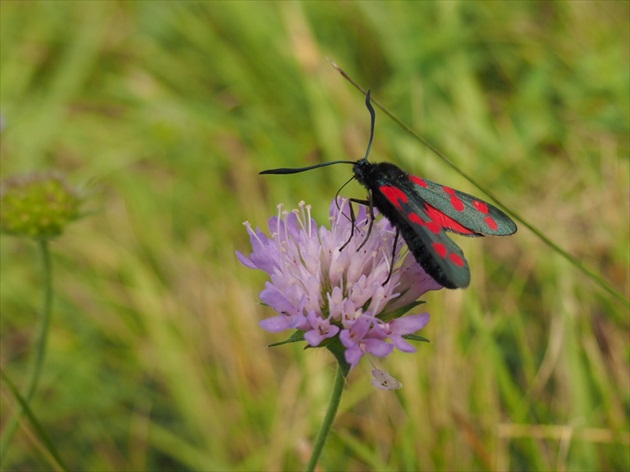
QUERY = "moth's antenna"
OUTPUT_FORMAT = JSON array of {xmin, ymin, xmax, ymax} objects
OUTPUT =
[
  {"xmin": 259, "ymin": 160, "xmax": 355, "ymax": 175},
  {"xmin": 363, "ymin": 90, "xmax": 376, "ymax": 161}
]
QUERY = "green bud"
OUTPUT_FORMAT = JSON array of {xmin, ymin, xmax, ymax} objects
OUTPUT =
[{"xmin": 0, "ymin": 173, "xmax": 82, "ymax": 239}]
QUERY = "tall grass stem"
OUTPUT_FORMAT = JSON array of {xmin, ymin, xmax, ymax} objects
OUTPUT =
[{"xmin": 0, "ymin": 240, "xmax": 53, "ymax": 462}]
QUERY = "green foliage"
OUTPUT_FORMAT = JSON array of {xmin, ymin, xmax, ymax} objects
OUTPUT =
[{"xmin": 1, "ymin": 1, "xmax": 628, "ymax": 470}]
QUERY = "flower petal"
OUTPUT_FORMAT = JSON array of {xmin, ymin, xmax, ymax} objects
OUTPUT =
[
  {"xmin": 364, "ymin": 338, "xmax": 393, "ymax": 357},
  {"xmin": 391, "ymin": 313, "xmax": 430, "ymax": 335},
  {"xmin": 235, "ymin": 250, "xmax": 256, "ymax": 269},
  {"xmin": 259, "ymin": 316, "xmax": 292, "ymax": 332}
]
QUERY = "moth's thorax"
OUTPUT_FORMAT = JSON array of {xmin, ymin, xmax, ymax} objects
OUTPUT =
[{"xmin": 353, "ymin": 160, "xmax": 407, "ymax": 186}]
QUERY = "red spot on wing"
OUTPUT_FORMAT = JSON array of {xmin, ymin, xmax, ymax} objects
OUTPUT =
[
  {"xmin": 408, "ymin": 212, "xmax": 424, "ymax": 225},
  {"xmin": 485, "ymin": 216, "xmax": 499, "ymax": 231},
  {"xmin": 473, "ymin": 200, "xmax": 489, "ymax": 214},
  {"xmin": 424, "ymin": 204, "xmax": 475, "ymax": 235},
  {"xmin": 451, "ymin": 195, "xmax": 465, "ymax": 211},
  {"xmin": 449, "ymin": 253, "xmax": 465, "ymax": 267},
  {"xmin": 432, "ymin": 242, "xmax": 448, "ymax": 258},
  {"xmin": 409, "ymin": 211, "xmax": 442, "ymax": 234},
  {"xmin": 410, "ymin": 175, "xmax": 428, "ymax": 188},
  {"xmin": 426, "ymin": 220, "xmax": 442, "ymax": 234},
  {"xmin": 380, "ymin": 185, "xmax": 408, "ymax": 209},
  {"xmin": 442, "ymin": 187, "xmax": 465, "ymax": 211},
  {"xmin": 433, "ymin": 242, "xmax": 466, "ymax": 267}
]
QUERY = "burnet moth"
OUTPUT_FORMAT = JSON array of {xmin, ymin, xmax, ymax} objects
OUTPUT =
[{"xmin": 260, "ymin": 91, "xmax": 517, "ymax": 289}]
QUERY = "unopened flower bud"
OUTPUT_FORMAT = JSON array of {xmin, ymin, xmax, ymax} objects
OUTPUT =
[{"xmin": 0, "ymin": 173, "xmax": 81, "ymax": 239}]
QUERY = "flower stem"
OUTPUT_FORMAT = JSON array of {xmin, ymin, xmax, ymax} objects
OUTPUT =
[
  {"xmin": 305, "ymin": 365, "xmax": 345, "ymax": 472},
  {"xmin": 0, "ymin": 240, "xmax": 53, "ymax": 461}
]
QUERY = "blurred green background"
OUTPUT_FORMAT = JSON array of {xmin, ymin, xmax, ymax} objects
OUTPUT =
[{"xmin": 1, "ymin": 1, "xmax": 628, "ymax": 470}]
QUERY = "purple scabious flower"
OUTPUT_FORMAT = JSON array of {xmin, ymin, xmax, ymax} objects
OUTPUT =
[{"xmin": 237, "ymin": 199, "xmax": 442, "ymax": 371}]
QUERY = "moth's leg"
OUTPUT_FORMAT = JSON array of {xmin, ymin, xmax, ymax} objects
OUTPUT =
[
  {"xmin": 355, "ymin": 191, "xmax": 374, "ymax": 251},
  {"xmin": 382, "ymin": 228, "xmax": 400, "ymax": 285},
  {"xmin": 339, "ymin": 200, "xmax": 357, "ymax": 252}
]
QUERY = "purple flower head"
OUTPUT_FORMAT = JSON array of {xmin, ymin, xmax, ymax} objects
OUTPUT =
[{"xmin": 237, "ymin": 199, "xmax": 442, "ymax": 371}]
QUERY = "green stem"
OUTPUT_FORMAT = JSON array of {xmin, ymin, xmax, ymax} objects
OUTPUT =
[
  {"xmin": 305, "ymin": 365, "xmax": 345, "ymax": 472},
  {"xmin": 0, "ymin": 240, "xmax": 53, "ymax": 461}
]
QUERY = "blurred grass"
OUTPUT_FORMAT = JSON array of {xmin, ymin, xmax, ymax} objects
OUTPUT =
[{"xmin": 1, "ymin": 1, "xmax": 628, "ymax": 470}]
